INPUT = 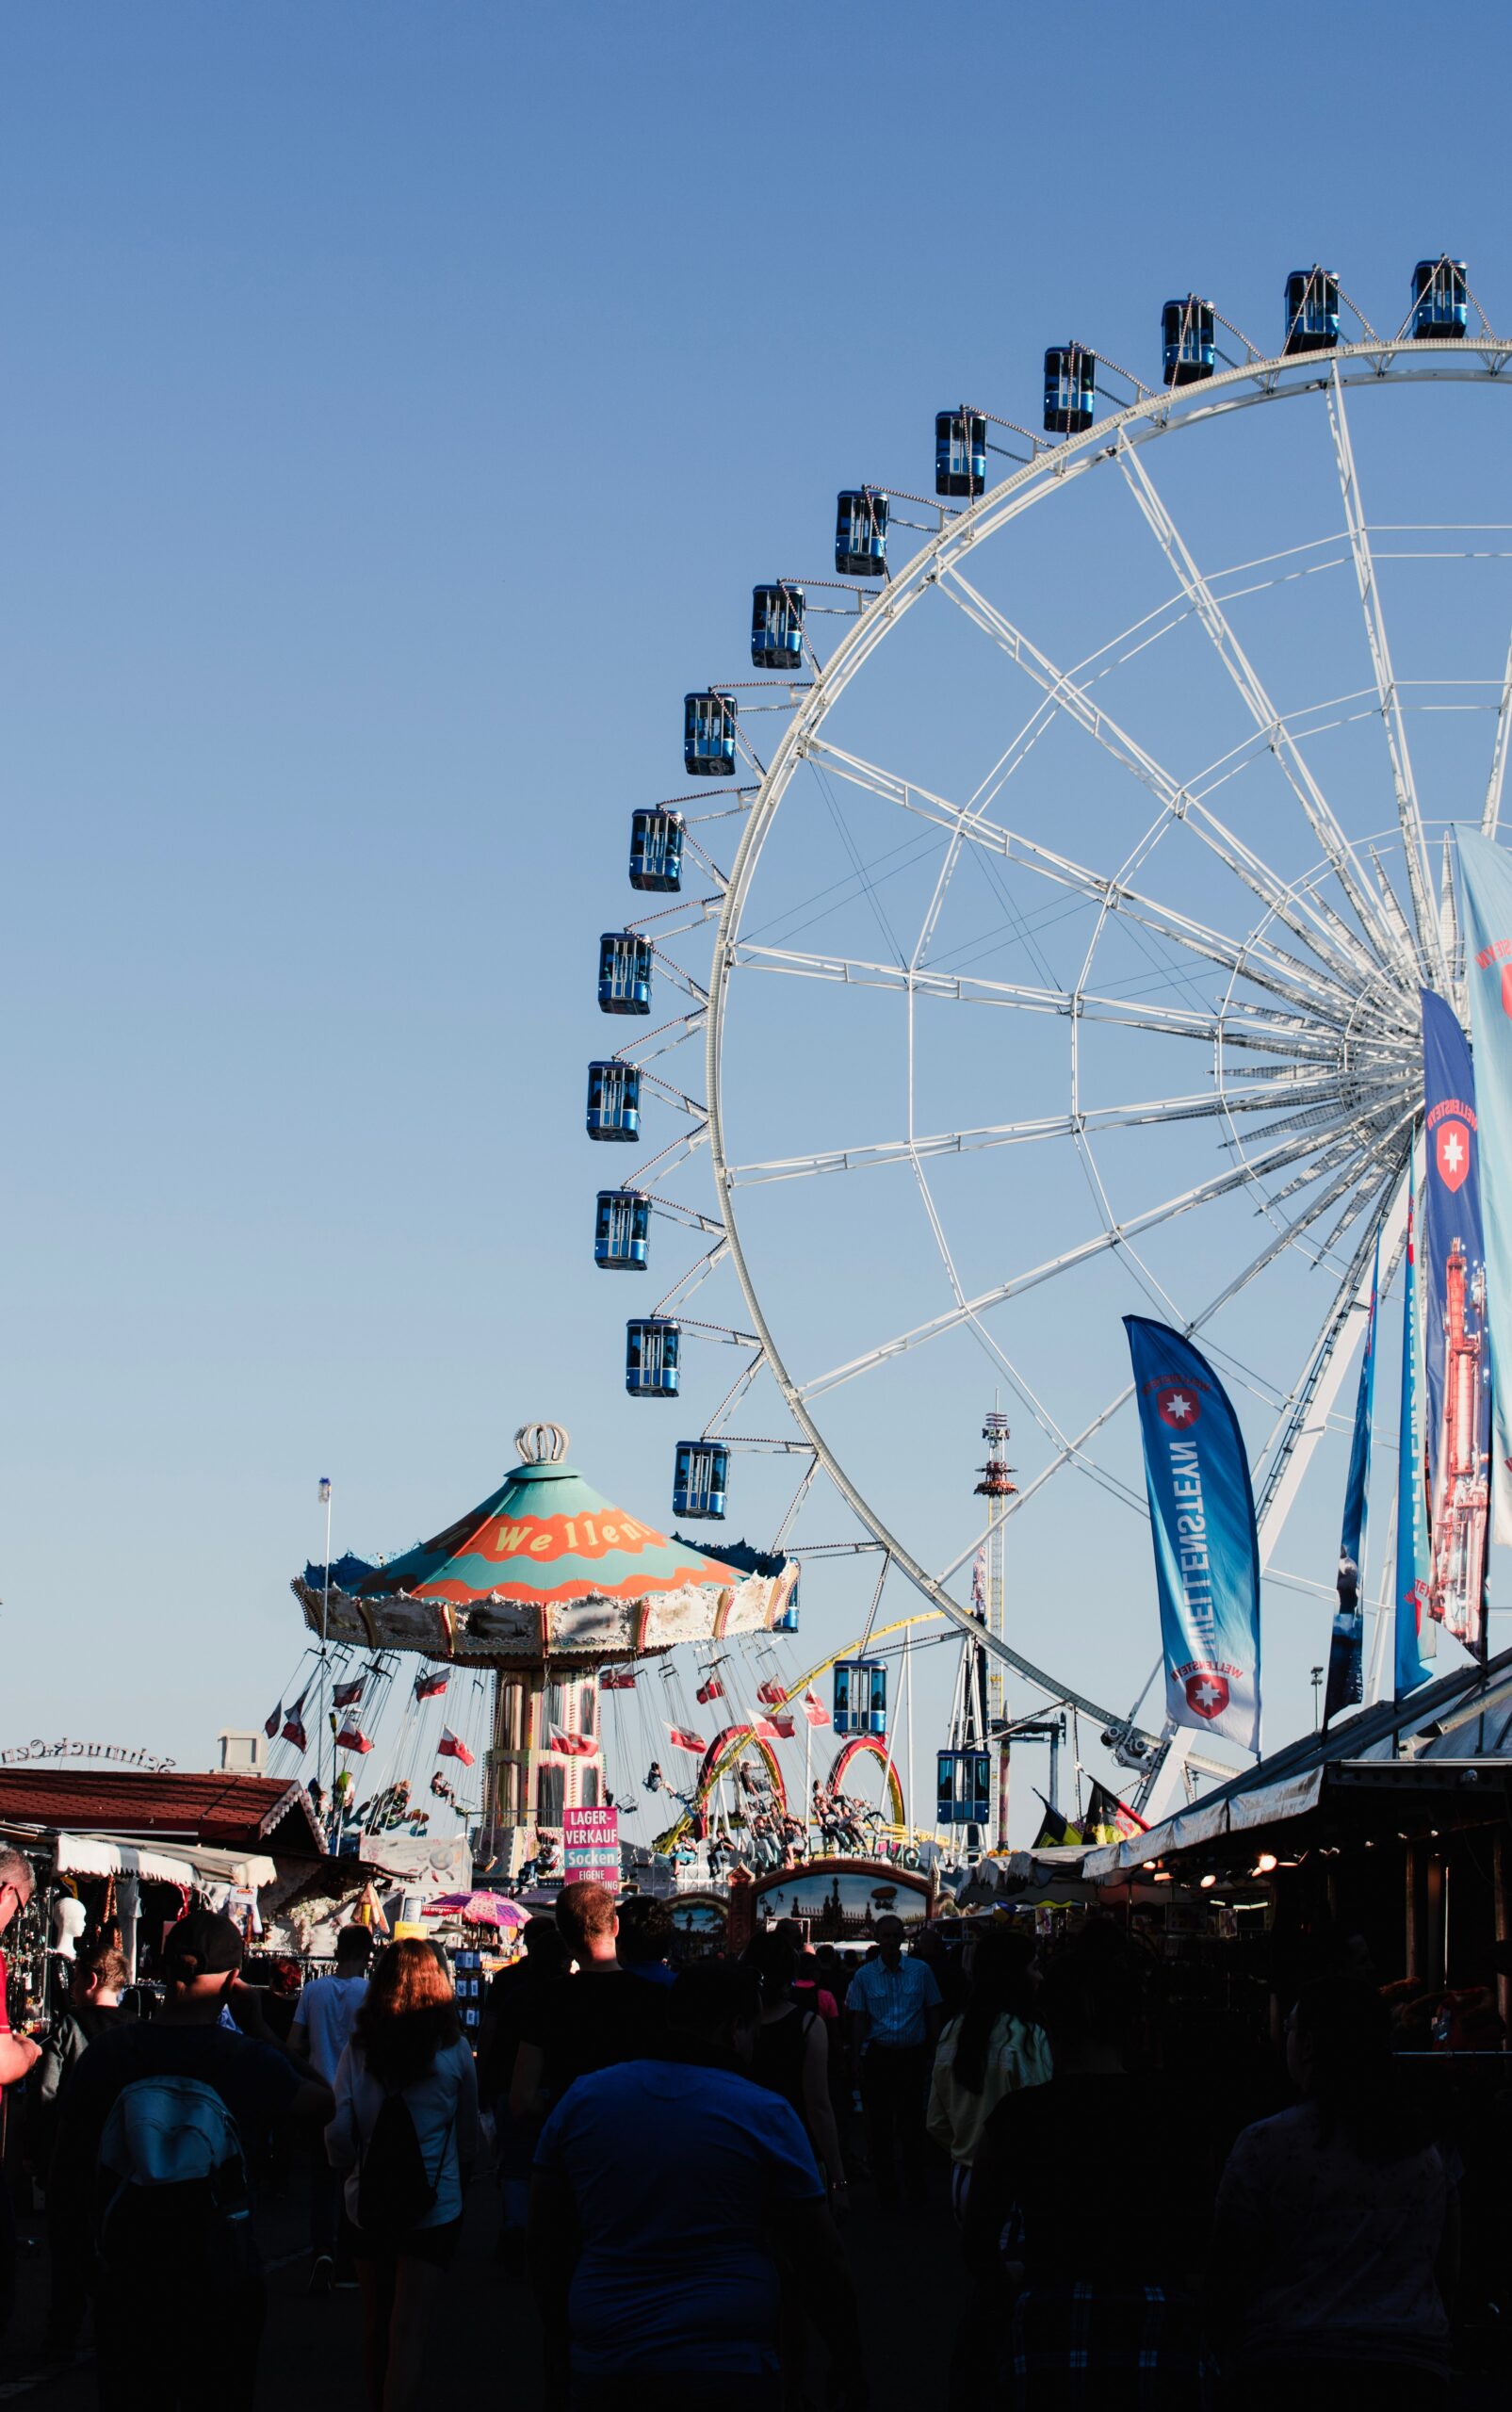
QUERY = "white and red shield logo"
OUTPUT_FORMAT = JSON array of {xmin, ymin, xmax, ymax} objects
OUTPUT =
[
  {"xmin": 1184, "ymin": 1671, "xmax": 1229, "ymax": 1720},
  {"xmin": 1436, "ymin": 1117, "xmax": 1472, "ymax": 1194},
  {"xmin": 1156, "ymin": 1383, "xmax": 1200, "ymax": 1429}
]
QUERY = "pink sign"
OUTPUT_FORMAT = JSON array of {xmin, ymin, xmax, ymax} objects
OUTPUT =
[{"xmin": 562, "ymin": 1804, "xmax": 620, "ymax": 1887}]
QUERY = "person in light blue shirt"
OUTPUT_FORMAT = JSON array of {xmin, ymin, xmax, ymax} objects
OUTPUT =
[{"xmin": 847, "ymin": 1918, "xmax": 943, "ymax": 2210}]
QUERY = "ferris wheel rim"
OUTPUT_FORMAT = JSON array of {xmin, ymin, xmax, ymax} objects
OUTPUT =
[{"xmin": 702, "ymin": 335, "xmax": 1509, "ymax": 1749}]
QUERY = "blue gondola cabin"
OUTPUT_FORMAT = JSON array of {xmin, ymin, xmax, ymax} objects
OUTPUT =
[
  {"xmin": 751, "ymin": 584, "xmax": 805, "ymax": 672},
  {"xmin": 626, "ymin": 1316, "xmax": 680, "ymax": 1398},
  {"xmin": 1283, "ymin": 269, "xmax": 1340, "ymax": 355},
  {"xmin": 835, "ymin": 488, "xmax": 888, "ymax": 578},
  {"xmin": 684, "ymin": 691, "xmax": 738, "ymax": 776},
  {"xmin": 935, "ymin": 411, "xmax": 986, "ymax": 497},
  {"xmin": 834, "ymin": 1659, "xmax": 886, "ymax": 1737},
  {"xmin": 629, "ymin": 808, "xmax": 684, "ymax": 894},
  {"xmin": 597, "ymin": 931, "xmax": 653, "ymax": 1015},
  {"xmin": 594, "ymin": 1190, "xmax": 649, "ymax": 1271},
  {"xmin": 1043, "ymin": 348, "xmax": 1096, "ymax": 434},
  {"xmin": 936, "ymin": 1747, "xmax": 992, "ymax": 1827},
  {"xmin": 672, "ymin": 1440, "xmax": 728, "ymax": 1520},
  {"xmin": 1162, "ymin": 297, "xmax": 1216, "ymax": 386},
  {"xmin": 586, "ymin": 1060, "xmax": 641, "ymax": 1142},
  {"xmin": 1412, "ymin": 258, "xmax": 1468, "ymax": 339}
]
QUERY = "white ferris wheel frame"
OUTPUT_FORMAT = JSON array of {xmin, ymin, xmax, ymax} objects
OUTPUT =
[{"xmin": 694, "ymin": 336, "xmax": 1512, "ymax": 1785}]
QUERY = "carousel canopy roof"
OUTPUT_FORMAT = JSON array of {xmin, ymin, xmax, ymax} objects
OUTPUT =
[{"xmin": 291, "ymin": 1424, "xmax": 797, "ymax": 1666}]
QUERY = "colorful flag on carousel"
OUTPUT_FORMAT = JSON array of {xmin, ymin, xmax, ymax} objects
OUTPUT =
[
  {"xmin": 1420, "ymin": 986, "xmax": 1491, "ymax": 1650},
  {"xmin": 264, "ymin": 1700, "xmax": 283, "ymax": 1740},
  {"xmin": 437, "ymin": 1726, "xmax": 475, "ymax": 1767},
  {"xmin": 1124, "ymin": 1316, "xmax": 1262, "ymax": 1753},
  {"xmin": 1080, "ymin": 1780, "xmax": 1147, "ymax": 1845},
  {"xmin": 333, "ymin": 1720, "xmax": 373, "ymax": 1754},
  {"xmin": 1031, "ymin": 1794, "xmax": 1081, "ymax": 1849},
  {"xmin": 1324, "ymin": 1230, "xmax": 1379, "ymax": 1727},
  {"xmin": 1395, "ymin": 1189, "xmax": 1433, "ymax": 1698},
  {"xmin": 600, "ymin": 1668, "xmax": 637, "ymax": 1691},
  {"xmin": 549, "ymin": 1729, "xmax": 598, "ymax": 1758},
  {"xmin": 281, "ymin": 1692, "xmax": 310, "ymax": 1752},
  {"xmin": 1456, "ymin": 830, "xmax": 1512, "ymax": 1564},
  {"xmin": 333, "ymin": 1676, "xmax": 366, "ymax": 1710},
  {"xmin": 754, "ymin": 1716, "xmax": 795, "ymax": 1741},
  {"xmin": 801, "ymin": 1690, "xmax": 830, "ymax": 1728},
  {"xmin": 413, "ymin": 1668, "xmax": 449, "ymax": 1702},
  {"xmin": 667, "ymin": 1727, "xmax": 707, "ymax": 1754}
]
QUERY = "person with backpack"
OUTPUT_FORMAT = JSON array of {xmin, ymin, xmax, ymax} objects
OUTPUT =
[
  {"xmin": 326, "ymin": 1937, "xmax": 480, "ymax": 2412},
  {"xmin": 49, "ymin": 1908, "xmax": 331, "ymax": 2412}
]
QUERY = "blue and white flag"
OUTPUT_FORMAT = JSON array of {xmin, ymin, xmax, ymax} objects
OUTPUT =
[
  {"xmin": 1124, "ymin": 1318, "xmax": 1261, "ymax": 1753},
  {"xmin": 1395, "ymin": 1191, "xmax": 1432, "ymax": 1698},
  {"xmin": 1454, "ymin": 831, "xmax": 1512, "ymax": 1558},
  {"xmin": 1420, "ymin": 988, "xmax": 1490, "ymax": 1648},
  {"xmin": 1324, "ymin": 1233, "xmax": 1378, "ymax": 1727}
]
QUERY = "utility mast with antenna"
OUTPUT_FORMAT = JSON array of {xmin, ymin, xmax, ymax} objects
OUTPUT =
[{"xmin": 974, "ymin": 1407, "xmax": 1016, "ymax": 1848}]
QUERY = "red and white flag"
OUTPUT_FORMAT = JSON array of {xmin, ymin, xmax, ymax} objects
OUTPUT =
[
  {"xmin": 756, "ymin": 1679, "xmax": 787, "ymax": 1707},
  {"xmin": 667, "ymin": 1727, "xmax": 707, "ymax": 1754},
  {"xmin": 264, "ymin": 1701, "xmax": 283, "ymax": 1740},
  {"xmin": 550, "ymin": 1730, "xmax": 598, "ymax": 1758},
  {"xmin": 281, "ymin": 1691, "xmax": 310, "ymax": 1752},
  {"xmin": 801, "ymin": 1690, "xmax": 830, "ymax": 1728},
  {"xmin": 333, "ymin": 1677, "xmax": 365, "ymax": 1710},
  {"xmin": 414, "ymin": 1669, "xmax": 448, "ymax": 1702},
  {"xmin": 695, "ymin": 1678, "xmax": 724, "ymax": 1704},
  {"xmin": 334, "ymin": 1721, "xmax": 374, "ymax": 1754},
  {"xmin": 437, "ymin": 1726, "xmax": 475, "ymax": 1768},
  {"xmin": 754, "ymin": 1716, "xmax": 795, "ymax": 1742},
  {"xmin": 601, "ymin": 1668, "xmax": 637, "ymax": 1691}
]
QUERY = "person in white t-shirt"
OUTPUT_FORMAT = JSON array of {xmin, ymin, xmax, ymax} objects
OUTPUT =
[{"xmin": 290, "ymin": 1925, "xmax": 374, "ymax": 2292}]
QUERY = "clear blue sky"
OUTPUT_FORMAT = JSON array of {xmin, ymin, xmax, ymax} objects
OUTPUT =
[{"xmin": 6, "ymin": 2, "xmax": 1509, "ymax": 1819}]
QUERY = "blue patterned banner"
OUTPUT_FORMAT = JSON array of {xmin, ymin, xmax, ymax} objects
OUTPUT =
[
  {"xmin": 1324, "ymin": 1233, "xmax": 1378, "ymax": 1727},
  {"xmin": 1124, "ymin": 1317, "xmax": 1261, "ymax": 1753},
  {"xmin": 1395, "ymin": 1191, "xmax": 1432, "ymax": 1699}
]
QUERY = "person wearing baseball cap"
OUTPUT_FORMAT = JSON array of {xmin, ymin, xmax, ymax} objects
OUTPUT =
[{"xmin": 49, "ymin": 1911, "xmax": 333, "ymax": 2409}]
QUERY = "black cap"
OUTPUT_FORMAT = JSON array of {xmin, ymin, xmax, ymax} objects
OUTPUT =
[{"xmin": 161, "ymin": 1910, "xmax": 244, "ymax": 1979}]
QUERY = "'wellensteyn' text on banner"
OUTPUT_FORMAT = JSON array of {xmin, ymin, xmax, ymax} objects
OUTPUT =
[
  {"xmin": 1124, "ymin": 1317, "xmax": 1261, "ymax": 1754},
  {"xmin": 1420, "ymin": 988, "xmax": 1489, "ymax": 1651}
]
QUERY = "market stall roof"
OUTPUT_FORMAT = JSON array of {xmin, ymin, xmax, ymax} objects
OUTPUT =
[
  {"xmin": 292, "ymin": 1429, "xmax": 797, "ymax": 1664},
  {"xmin": 1082, "ymin": 1641, "xmax": 1512, "ymax": 1881},
  {"xmin": 0, "ymin": 1769, "xmax": 323, "ymax": 1860},
  {"xmin": 51, "ymin": 1831, "xmax": 277, "ymax": 1888}
]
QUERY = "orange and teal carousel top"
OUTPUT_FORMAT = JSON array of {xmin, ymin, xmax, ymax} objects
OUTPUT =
[{"xmin": 292, "ymin": 1421, "xmax": 797, "ymax": 1668}]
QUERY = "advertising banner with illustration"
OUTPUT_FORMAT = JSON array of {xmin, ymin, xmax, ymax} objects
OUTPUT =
[
  {"xmin": 1124, "ymin": 1317, "xmax": 1261, "ymax": 1754},
  {"xmin": 1457, "ymin": 831, "xmax": 1512, "ymax": 1568},
  {"xmin": 1420, "ymin": 989, "xmax": 1489, "ymax": 1648},
  {"xmin": 1395, "ymin": 1191, "xmax": 1432, "ymax": 1698}
]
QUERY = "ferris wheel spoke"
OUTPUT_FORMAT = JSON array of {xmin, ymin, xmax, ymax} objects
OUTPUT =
[
  {"xmin": 1482, "ymin": 626, "xmax": 1512, "ymax": 836},
  {"xmin": 800, "ymin": 1118, "xmax": 1378, "ymax": 1403},
  {"xmin": 1117, "ymin": 442, "xmax": 1401, "ymax": 976},
  {"xmin": 729, "ymin": 1070, "xmax": 1368, "ymax": 1188},
  {"xmin": 935, "ymin": 564, "xmax": 1391, "ymax": 991},
  {"xmin": 772, "ymin": 755, "xmax": 1368, "ymax": 1023},
  {"xmin": 1325, "ymin": 369, "xmax": 1446, "ymax": 986}
]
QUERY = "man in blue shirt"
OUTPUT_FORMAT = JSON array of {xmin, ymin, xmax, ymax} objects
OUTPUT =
[
  {"xmin": 530, "ymin": 1958, "xmax": 864, "ymax": 2410},
  {"xmin": 847, "ymin": 1917, "xmax": 943, "ymax": 2211}
]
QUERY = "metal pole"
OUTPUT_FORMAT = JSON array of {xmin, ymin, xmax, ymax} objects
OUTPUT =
[
  {"xmin": 319, "ymin": 1476, "xmax": 333, "ymax": 1845},
  {"xmin": 903, "ymin": 1627, "xmax": 915, "ymax": 1843}
]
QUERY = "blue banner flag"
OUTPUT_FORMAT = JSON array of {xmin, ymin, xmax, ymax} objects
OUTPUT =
[
  {"xmin": 1124, "ymin": 1318, "xmax": 1261, "ymax": 1753},
  {"xmin": 1395, "ymin": 1191, "xmax": 1432, "ymax": 1698},
  {"xmin": 1455, "ymin": 832, "xmax": 1512, "ymax": 1573},
  {"xmin": 1324, "ymin": 1233, "xmax": 1378, "ymax": 1727},
  {"xmin": 1420, "ymin": 989, "xmax": 1490, "ymax": 1649}
]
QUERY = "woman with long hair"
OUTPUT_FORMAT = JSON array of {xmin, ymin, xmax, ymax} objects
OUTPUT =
[
  {"xmin": 742, "ymin": 1929, "xmax": 846, "ymax": 2199},
  {"xmin": 927, "ymin": 1929, "xmax": 1049, "ymax": 2217},
  {"xmin": 327, "ymin": 1938, "xmax": 480, "ymax": 2412},
  {"xmin": 1211, "ymin": 1974, "xmax": 1456, "ymax": 2408}
]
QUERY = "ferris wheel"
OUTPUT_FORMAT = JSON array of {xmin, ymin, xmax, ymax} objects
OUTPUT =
[{"xmin": 590, "ymin": 260, "xmax": 1512, "ymax": 1818}]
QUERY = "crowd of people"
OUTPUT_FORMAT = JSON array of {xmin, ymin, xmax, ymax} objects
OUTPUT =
[{"xmin": 0, "ymin": 1835, "xmax": 1502, "ymax": 2410}]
